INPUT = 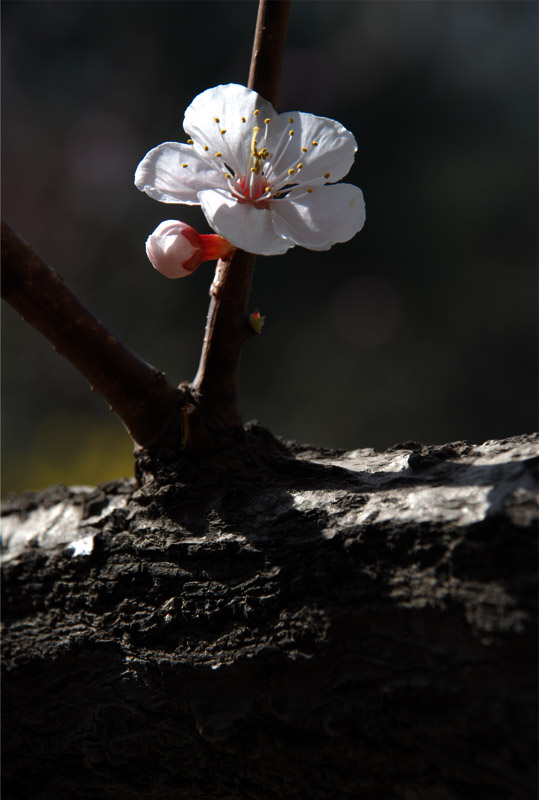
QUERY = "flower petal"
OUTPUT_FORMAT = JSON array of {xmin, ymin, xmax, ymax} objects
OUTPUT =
[
  {"xmin": 135, "ymin": 142, "xmax": 224, "ymax": 204},
  {"xmin": 198, "ymin": 188, "xmax": 294, "ymax": 256},
  {"xmin": 184, "ymin": 84, "xmax": 275, "ymax": 177},
  {"xmin": 271, "ymin": 183, "xmax": 366, "ymax": 251},
  {"xmin": 285, "ymin": 112, "xmax": 357, "ymax": 185}
]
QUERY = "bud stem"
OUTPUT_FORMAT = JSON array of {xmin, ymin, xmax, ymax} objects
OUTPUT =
[{"xmin": 198, "ymin": 234, "xmax": 236, "ymax": 263}]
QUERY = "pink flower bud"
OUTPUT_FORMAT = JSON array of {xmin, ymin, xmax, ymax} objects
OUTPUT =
[{"xmin": 145, "ymin": 220, "xmax": 235, "ymax": 279}]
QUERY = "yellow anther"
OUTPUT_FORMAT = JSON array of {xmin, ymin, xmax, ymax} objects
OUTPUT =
[
  {"xmin": 289, "ymin": 130, "xmax": 294, "ymax": 136},
  {"xmin": 215, "ymin": 152, "xmax": 222, "ymax": 157},
  {"xmin": 241, "ymin": 116, "xmax": 246, "ymax": 123},
  {"xmin": 254, "ymin": 109, "xmax": 260, "ymax": 115},
  {"xmin": 265, "ymin": 186, "xmax": 271, "ymax": 193},
  {"xmin": 250, "ymin": 167, "xmax": 256, "ymax": 172},
  {"xmin": 225, "ymin": 173, "xmax": 231, "ymax": 179},
  {"xmin": 288, "ymin": 168, "xmax": 295, "ymax": 175},
  {"xmin": 302, "ymin": 147, "xmax": 308, "ymax": 153},
  {"xmin": 204, "ymin": 145, "xmax": 209, "ymax": 151},
  {"xmin": 312, "ymin": 141, "xmax": 319, "ymax": 146},
  {"xmin": 187, "ymin": 138, "xmax": 194, "ymax": 144},
  {"xmin": 289, "ymin": 117, "xmax": 294, "ymax": 123},
  {"xmin": 306, "ymin": 188, "xmax": 313, "ymax": 193},
  {"xmin": 265, "ymin": 118, "xmax": 271, "ymax": 124},
  {"xmin": 220, "ymin": 129, "xmax": 227, "ymax": 134},
  {"xmin": 214, "ymin": 117, "xmax": 220, "ymax": 123},
  {"xmin": 182, "ymin": 163, "xmax": 188, "ymax": 168},
  {"xmin": 324, "ymin": 172, "xmax": 330, "ymax": 178},
  {"xmin": 274, "ymin": 191, "xmax": 282, "ymax": 198},
  {"xmin": 297, "ymin": 163, "xmax": 303, "ymax": 169}
]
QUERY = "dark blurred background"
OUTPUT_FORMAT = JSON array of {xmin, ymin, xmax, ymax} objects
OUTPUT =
[{"xmin": 2, "ymin": 0, "xmax": 537, "ymax": 494}]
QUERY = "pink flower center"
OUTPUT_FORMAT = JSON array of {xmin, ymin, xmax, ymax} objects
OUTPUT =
[{"xmin": 232, "ymin": 175, "xmax": 271, "ymax": 209}]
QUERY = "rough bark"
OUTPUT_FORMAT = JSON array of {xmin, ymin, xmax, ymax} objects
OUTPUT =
[{"xmin": 2, "ymin": 430, "xmax": 537, "ymax": 800}]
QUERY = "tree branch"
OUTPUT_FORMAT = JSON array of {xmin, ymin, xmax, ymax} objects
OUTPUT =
[
  {"xmin": 192, "ymin": 250, "xmax": 257, "ymax": 429},
  {"xmin": 191, "ymin": 0, "xmax": 291, "ymax": 430},
  {"xmin": 248, "ymin": 0, "xmax": 291, "ymax": 106},
  {"xmin": 2, "ymin": 1, "xmax": 292, "ymax": 454},
  {"xmin": 1, "ymin": 220, "xmax": 181, "ymax": 450}
]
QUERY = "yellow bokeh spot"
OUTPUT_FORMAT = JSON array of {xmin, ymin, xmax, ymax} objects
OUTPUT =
[{"xmin": 2, "ymin": 413, "xmax": 134, "ymax": 496}]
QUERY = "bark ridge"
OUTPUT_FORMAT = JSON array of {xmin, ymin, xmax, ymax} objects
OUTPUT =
[{"xmin": 2, "ymin": 430, "xmax": 538, "ymax": 799}]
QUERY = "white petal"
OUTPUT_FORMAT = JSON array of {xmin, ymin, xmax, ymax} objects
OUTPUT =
[
  {"xmin": 135, "ymin": 142, "xmax": 223, "ymax": 204},
  {"xmin": 271, "ymin": 184, "xmax": 366, "ymax": 251},
  {"xmin": 251, "ymin": 110, "xmax": 357, "ymax": 191},
  {"xmin": 285, "ymin": 112, "xmax": 357, "ymax": 185},
  {"xmin": 198, "ymin": 189, "xmax": 294, "ymax": 256},
  {"xmin": 184, "ymin": 84, "xmax": 275, "ymax": 177}
]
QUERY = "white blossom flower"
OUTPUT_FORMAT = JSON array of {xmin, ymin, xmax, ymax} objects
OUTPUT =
[
  {"xmin": 145, "ymin": 220, "xmax": 234, "ymax": 278},
  {"xmin": 135, "ymin": 84, "xmax": 365, "ymax": 257}
]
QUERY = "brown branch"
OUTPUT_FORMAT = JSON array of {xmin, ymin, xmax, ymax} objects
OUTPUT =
[
  {"xmin": 248, "ymin": 0, "xmax": 291, "ymax": 106},
  {"xmin": 1, "ymin": 220, "xmax": 180, "ymax": 450},
  {"xmin": 2, "ymin": 1, "xmax": 292, "ymax": 455},
  {"xmin": 192, "ymin": 250, "xmax": 257, "ymax": 429},
  {"xmin": 191, "ymin": 0, "xmax": 291, "ymax": 430}
]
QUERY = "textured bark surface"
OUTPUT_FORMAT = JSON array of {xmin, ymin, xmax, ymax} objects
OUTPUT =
[{"xmin": 2, "ymin": 429, "xmax": 538, "ymax": 800}]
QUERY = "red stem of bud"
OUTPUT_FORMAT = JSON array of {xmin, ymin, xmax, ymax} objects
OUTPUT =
[{"xmin": 198, "ymin": 235, "xmax": 236, "ymax": 263}]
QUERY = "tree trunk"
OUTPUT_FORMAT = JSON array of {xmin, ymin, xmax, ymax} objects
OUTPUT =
[{"xmin": 2, "ymin": 429, "xmax": 537, "ymax": 800}]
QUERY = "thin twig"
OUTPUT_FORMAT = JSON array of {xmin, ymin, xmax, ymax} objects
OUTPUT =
[
  {"xmin": 192, "ymin": 0, "xmax": 291, "ymax": 430},
  {"xmin": 1, "ymin": 220, "xmax": 180, "ymax": 450},
  {"xmin": 192, "ymin": 250, "xmax": 256, "ymax": 429},
  {"xmin": 248, "ymin": 0, "xmax": 291, "ymax": 105}
]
